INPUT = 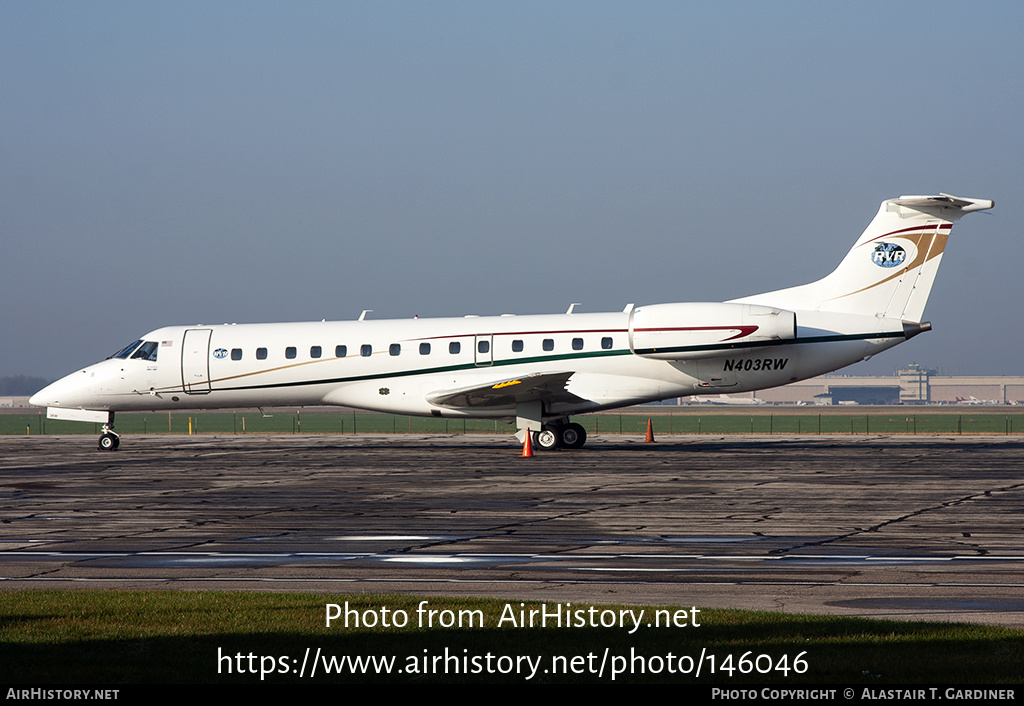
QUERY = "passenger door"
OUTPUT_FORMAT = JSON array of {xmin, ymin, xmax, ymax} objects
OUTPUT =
[{"xmin": 181, "ymin": 329, "xmax": 212, "ymax": 394}]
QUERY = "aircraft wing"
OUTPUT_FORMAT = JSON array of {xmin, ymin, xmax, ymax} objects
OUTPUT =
[{"xmin": 427, "ymin": 371, "xmax": 585, "ymax": 409}]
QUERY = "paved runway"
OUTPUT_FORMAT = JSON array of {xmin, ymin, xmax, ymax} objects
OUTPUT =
[{"xmin": 2, "ymin": 434, "xmax": 1023, "ymax": 626}]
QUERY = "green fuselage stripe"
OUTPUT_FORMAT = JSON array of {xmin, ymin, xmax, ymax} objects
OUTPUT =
[{"xmin": 205, "ymin": 330, "xmax": 905, "ymax": 394}]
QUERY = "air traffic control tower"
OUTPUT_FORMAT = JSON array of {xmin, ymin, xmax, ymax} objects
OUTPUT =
[{"xmin": 899, "ymin": 363, "xmax": 931, "ymax": 404}]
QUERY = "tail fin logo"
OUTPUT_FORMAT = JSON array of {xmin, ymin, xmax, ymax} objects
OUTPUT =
[{"xmin": 871, "ymin": 242, "xmax": 906, "ymax": 268}]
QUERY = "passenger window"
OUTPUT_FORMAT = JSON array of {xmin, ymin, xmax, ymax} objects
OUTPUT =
[
  {"xmin": 310, "ymin": 346, "xmax": 322, "ymax": 359},
  {"xmin": 542, "ymin": 339, "xmax": 554, "ymax": 351},
  {"xmin": 256, "ymin": 348, "xmax": 268, "ymax": 360},
  {"xmin": 419, "ymin": 342, "xmax": 431, "ymax": 355},
  {"xmin": 285, "ymin": 346, "xmax": 297, "ymax": 359},
  {"xmin": 231, "ymin": 349, "xmax": 242, "ymax": 361},
  {"xmin": 602, "ymin": 337, "xmax": 613, "ymax": 350},
  {"xmin": 449, "ymin": 341, "xmax": 461, "ymax": 354},
  {"xmin": 361, "ymin": 345, "xmax": 372, "ymax": 357},
  {"xmin": 335, "ymin": 345, "xmax": 347, "ymax": 357},
  {"xmin": 390, "ymin": 343, "xmax": 401, "ymax": 356},
  {"xmin": 477, "ymin": 340, "xmax": 489, "ymax": 354},
  {"xmin": 512, "ymin": 340, "xmax": 524, "ymax": 352},
  {"xmin": 572, "ymin": 338, "xmax": 583, "ymax": 351}
]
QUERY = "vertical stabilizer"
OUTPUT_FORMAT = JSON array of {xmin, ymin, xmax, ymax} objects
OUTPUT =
[{"xmin": 732, "ymin": 194, "xmax": 993, "ymax": 321}]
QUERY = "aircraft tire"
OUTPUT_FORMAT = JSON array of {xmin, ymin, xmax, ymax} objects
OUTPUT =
[
  {"xmin": 98, "ymin": 433, "xmax": 119, "ymax": 451},
  {"xmin": 534, "ymin": 427, "xmax": 560, "ymax": 451},
  {"xmin": 561, "ymin": 423, "xmax": 587, "ymax": 449}
]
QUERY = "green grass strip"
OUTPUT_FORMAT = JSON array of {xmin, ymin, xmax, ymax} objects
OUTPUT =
[{"xmin": 5, "ymin": 410, "xmax": 1024, "ymax": 436}]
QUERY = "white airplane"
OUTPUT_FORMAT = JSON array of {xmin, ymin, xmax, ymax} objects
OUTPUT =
[
  {"xmin": 31, "ymin": 194, "xmax": 993, "ymax": 451},
  {"xmin": 690, "ymin": 395, "xmax": 767, "ymax": 406}
]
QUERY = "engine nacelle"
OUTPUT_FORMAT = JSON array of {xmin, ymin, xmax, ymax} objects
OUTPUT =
[{"xmin": 629, "ymin": 302, "xmax": 796, "ymax": 360}]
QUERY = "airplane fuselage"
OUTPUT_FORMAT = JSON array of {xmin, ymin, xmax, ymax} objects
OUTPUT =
[{"xmin": 35, "ymin": 307, "xmax": 907, "ymax": 418}]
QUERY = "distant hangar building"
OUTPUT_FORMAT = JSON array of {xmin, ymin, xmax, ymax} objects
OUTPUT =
[{"xmin": 751, "ymin": 365, "xmax": 1024, "ymax": 405}]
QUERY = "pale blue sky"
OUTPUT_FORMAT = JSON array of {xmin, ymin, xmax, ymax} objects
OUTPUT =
[{"xmin": 3, "ymin": 2, "xmax": 1021, "ymax": 379}]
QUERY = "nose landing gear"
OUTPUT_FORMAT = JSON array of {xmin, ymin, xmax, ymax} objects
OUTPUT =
[{"xmin": 98, "ymin": 424, "xmax": 120, "ymax": 451}]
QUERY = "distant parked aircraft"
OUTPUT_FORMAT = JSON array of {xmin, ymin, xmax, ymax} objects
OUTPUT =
[{"xmin": 690, "ymin": 395, "xmax": 767, "ymax": 406}]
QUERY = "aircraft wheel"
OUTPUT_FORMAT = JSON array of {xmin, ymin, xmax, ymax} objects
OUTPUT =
[
  {"xmin": 561, "ymin": 422, "xmax": 587, "ymax": 449},
  {"xmin": 98, "ymin": 433, "xmax": 119, "ymax": 451},
  {"xmin": 533, "ymin": 427, "xmax": 560, "ymax": 451}
]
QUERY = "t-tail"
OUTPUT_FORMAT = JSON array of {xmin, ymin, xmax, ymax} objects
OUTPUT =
[{"xmin": 732, "ymin": 194, "xmax": 993, "ymax": 322}]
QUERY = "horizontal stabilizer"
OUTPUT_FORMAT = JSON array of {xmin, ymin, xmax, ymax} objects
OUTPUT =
[{"xmin": 891, "ymin": 194, "xmax": 994, "ymax": 213}]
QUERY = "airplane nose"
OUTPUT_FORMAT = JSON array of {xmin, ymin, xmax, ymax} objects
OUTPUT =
[
  {"xmin": 30, "ymin": 380, "xmax": 62, "ymax": 408},
  {"xmin": 28, "ymin": 370, "xmax": 92, "ymax": 409}
]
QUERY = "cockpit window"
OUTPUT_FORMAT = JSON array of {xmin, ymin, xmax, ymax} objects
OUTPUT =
[
  {"xmin": 110, "ymin": 340, "xmax": 143, "ymax": 359},
  {"xmin": 130, "ymin": 341, "xmax": 159, "ymax": 362}
]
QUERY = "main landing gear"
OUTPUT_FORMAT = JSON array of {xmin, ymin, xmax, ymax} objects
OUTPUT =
[
  {"xmin": 516, "ymin": 402, "xmax": 587, "ymax": 451},
  {"xmin": 98, "ymin": 424, "xmax": 120, "ymax": 451},
  {"xmin": 532, "ymin": 421, "xmax": 587, "ymax": 451}
]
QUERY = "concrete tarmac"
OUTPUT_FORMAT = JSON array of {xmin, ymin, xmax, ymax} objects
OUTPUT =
[{"xmin": 2, "ymin": 434, "xmax": 1022, "ymax": 626}]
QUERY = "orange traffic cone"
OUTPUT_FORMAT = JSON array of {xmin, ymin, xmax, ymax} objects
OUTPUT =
[
  {"xmin": 520, "ymin": 428, "xmax": 534, "ymax": 457},
  {"xmin": 645, "ymin": 418, "xmax": 655, "ymax": 443}
]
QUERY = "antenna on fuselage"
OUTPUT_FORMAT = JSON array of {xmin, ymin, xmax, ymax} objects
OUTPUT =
[
  {"xmin": 565, "ymin": 303, "xmax": 581, "ymax": 314},
  {"xmin": 358, "ymin": 310, "xmax": 372, "ymax": 321}
]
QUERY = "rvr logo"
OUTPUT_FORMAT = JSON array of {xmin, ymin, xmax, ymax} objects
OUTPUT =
[{"xmin": 871, "ymin": 242, "xmax": 906, "ymax": 268}]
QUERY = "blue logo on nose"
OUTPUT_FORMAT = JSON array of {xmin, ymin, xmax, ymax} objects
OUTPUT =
[
  {"xmin": 871, "ymin": 242, "xmax": 906, "ymax": 268},
  {"xmin": 213, "ymin": 348, "xmax": 228, "ymax": 359}
]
